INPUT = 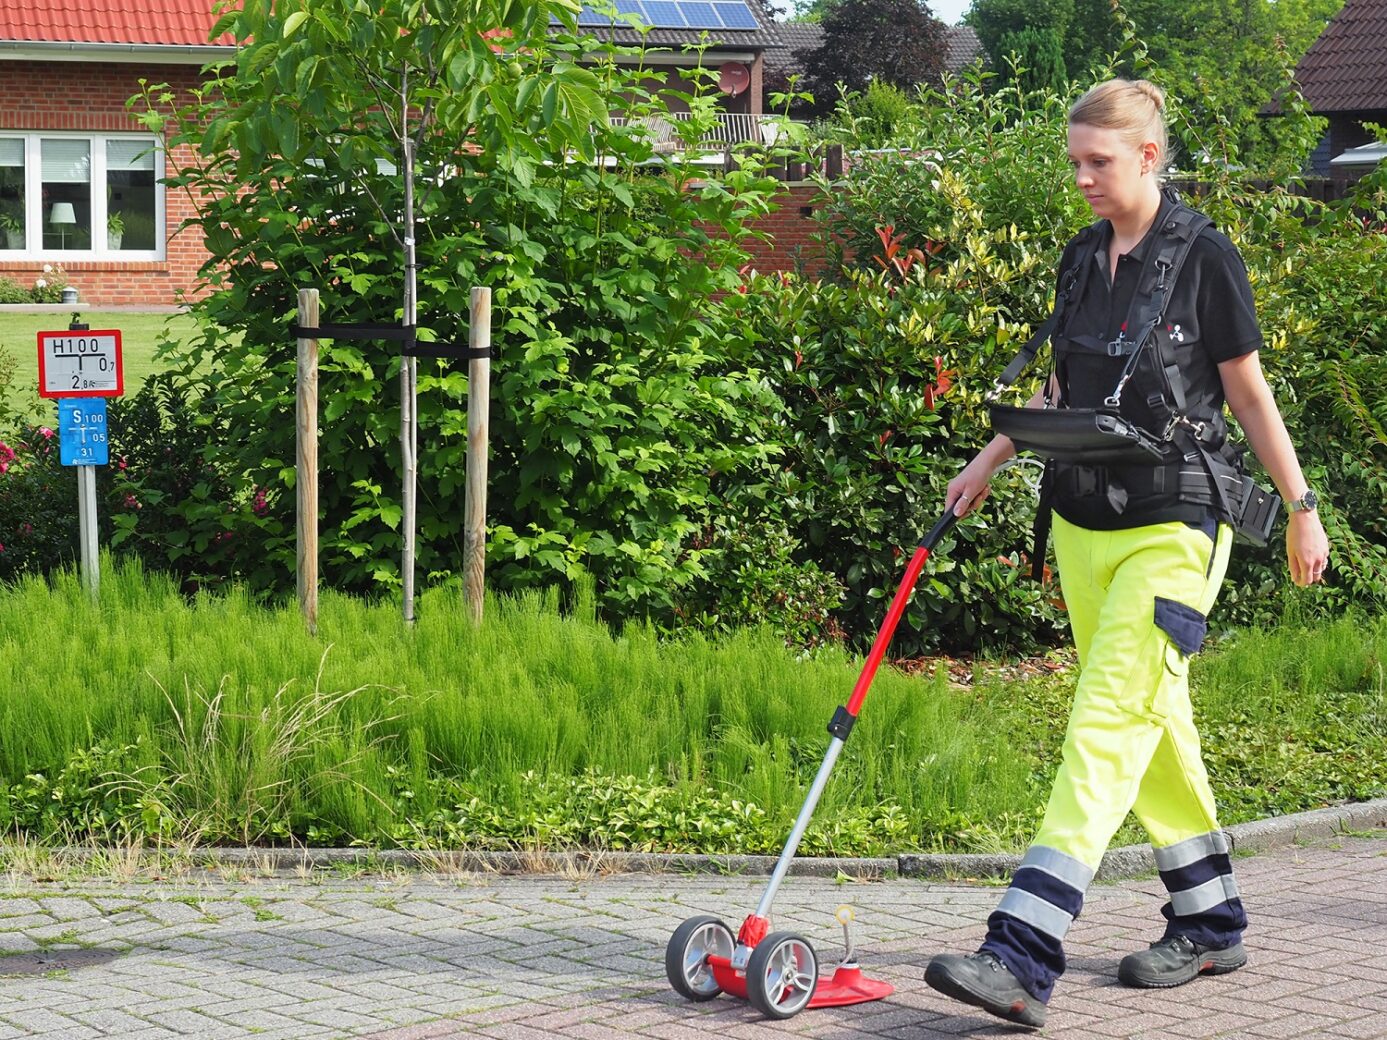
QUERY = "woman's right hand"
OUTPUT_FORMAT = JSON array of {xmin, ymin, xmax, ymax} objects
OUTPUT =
[{"xmin": 946, "ymin": 455, "xmax": 999, "ymax": 517}]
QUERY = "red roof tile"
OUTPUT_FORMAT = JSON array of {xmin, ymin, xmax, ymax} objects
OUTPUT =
[
  {"xmin": 1294, "ymin": 0, "xmax": 1387, "ymax": 113},
  {"xmin": 0, "ymin": 0, "xmax": 232, "ymax": 48}
]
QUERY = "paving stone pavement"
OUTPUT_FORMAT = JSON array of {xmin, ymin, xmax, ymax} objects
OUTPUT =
[{"xmin": 1, "ymin": 836, "xmax": 1384, "ymax": 1040}]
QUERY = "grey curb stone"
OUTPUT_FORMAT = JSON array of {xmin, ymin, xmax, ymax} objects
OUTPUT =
[{"xmin": 52, "ymin": 796, "xmax": 1387, "ymax": 882}]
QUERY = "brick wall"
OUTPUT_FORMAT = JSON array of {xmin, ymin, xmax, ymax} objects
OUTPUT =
[
  {"xmin": 0, "ymin": 60, "xmax": 209, "ymax": 306},
  {"xmin": 709, "ymin": 182, "xmax": 832, "ymax": 278},
  {"xmin": 3, "ymin": 61, "xmax": 835, "ymax": 307}
]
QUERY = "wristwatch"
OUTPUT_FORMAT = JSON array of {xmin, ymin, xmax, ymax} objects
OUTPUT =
[{"xmin": 1288, "ymin": 488, "xmax": 1319, "ymax": 513}]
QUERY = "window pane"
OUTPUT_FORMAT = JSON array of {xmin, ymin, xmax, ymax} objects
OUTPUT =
[
  {"xmin": 106, "ymin": 139, "xmax": 155, "ymax": 171},
  {"xmin": 42, "ymin": 139, "xmax": 90, "ymax": 249},
  {"xmin": 106, "ymin": 139, "xmax": 157, "ymax": 251},
  {"xmin": 0, "ymin": 138, "xmax": 22, "ymax": 250}
]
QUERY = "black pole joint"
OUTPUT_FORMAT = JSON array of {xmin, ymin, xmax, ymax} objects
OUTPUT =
[{"xmin": 827, "ymin": 706, "xmax": 856, "ymax": 742}]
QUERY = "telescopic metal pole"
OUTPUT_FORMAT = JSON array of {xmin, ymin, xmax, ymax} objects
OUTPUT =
[
  {"xmin": 77, "ymin": 463, "xmax": 99, "ymax": 600},
  {"xmin": 746, "ymin": 511, "xmax": 959, "ymax": 928}
]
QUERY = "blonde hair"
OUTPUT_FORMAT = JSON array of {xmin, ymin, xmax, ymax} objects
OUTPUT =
[{"xmin": 1069, "ymin": 78, "xmax": 1171, "ymax": 173}]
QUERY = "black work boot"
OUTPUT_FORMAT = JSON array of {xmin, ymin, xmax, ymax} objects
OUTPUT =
[
  {"xmin": 1118, "ymin": 934, "xmax": 1247, "ymax": 988},
  {"xmin": 925, "ymin": 951, "xmax": 1047, "ymax": 1028}
]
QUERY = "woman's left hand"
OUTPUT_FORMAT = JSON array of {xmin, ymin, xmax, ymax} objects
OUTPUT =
[{"xmin": 1287, "ymin": 511, "xmax": 1330, "ymax": 586}]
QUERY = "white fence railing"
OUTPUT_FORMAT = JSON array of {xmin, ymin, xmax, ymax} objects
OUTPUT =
[{"xmin": 609, "ymin": 112, "xmax": 800, "ymax": 151}]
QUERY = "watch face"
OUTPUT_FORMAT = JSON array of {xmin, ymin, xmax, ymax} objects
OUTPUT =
[{"xmin": 1303, "ymin": 489, "xmax": 1318, "ymax": 511}]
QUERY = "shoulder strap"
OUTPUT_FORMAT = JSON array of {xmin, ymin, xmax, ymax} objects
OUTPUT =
[
  {"xmin": 990, "ymin": 221, "xmax": 1105, "ymax": 397},
  {"xmin": 1103, "ymin": 204, "xmax": 1212, "ymax": 411}
]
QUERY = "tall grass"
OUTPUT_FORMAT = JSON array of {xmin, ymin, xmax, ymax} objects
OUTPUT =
[
  {"xmin": 0, "ymin": 559, "xmax": 1042, "ymax": 849},
  {"xmin": 1, "ymin": 558, "xmax": 1383, "ymax": 852}
]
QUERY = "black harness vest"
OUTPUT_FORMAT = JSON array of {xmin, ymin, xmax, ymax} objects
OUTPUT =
[{"xmin": 989, "ymin": 192, "xmax": 1255, "ymax": 576}]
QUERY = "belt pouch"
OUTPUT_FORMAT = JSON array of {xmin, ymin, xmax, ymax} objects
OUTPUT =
[{"xmin": 989, "ymin": 405, "xmax": 1168, "ymax": 465}]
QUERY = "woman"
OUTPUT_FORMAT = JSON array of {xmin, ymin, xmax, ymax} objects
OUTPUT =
[{"xmin": 923, "ymin": 78, "xmax": 1330, "ymax": 1029}]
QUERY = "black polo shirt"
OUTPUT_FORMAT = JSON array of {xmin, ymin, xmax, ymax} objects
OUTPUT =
[{"xmin": 1049, "ymin": 195, "xmax": 1263, "ymax": 530}]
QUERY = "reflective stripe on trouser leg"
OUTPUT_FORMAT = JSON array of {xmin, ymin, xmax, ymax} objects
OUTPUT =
[
  {"xmin": 1150, "ymin": 830, "xmax": 1247, "ymax": 947},
  {"xmin": 981, "ymin": 846, "xmax": 1092, "ymax": 1003},
  {"xmin": 1128, "ymin": 524, "xmax": 1246, "ymax": 948},
  {"xmin": 982, "ymin": 517, "xmax": 1236, "ymax": 1002}
]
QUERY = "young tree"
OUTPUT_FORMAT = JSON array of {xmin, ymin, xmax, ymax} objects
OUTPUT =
[
  {"xmin": 156, "ymin": 0, "xmax": 607, "ymax": 622},
  {"xmin": 136, "ymin": 0, "xmax": 791, "ymax": 626},
  {"xmin": 799, "ymin": 0, "xmax": 949, "ymax": 112}
]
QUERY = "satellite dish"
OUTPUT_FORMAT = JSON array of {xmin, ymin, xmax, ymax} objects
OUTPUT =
[{"xmin": 718, "ymin": 62, "xmax": 751, "ymax": 97}]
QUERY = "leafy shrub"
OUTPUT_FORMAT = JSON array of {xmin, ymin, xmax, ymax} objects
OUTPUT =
[
  {"xmin": 813, "ymin": 70, "xmax": 1089, "ymax": 283},
  {"xmin": 705, "ymin": 75, "xmax": 1086, "ymax": 652},
  {"xmin": 0, "ymin": 277, "xmax": 29, "ymax": 305},
  {"xmin": 673, "ymin": 516, "xmax": 848, "ymax": 649},
  {"xmin": 797, "ymin": 64, "xmax": 1387, "ymax": 639},
  {"xmin": 830, "ymin": 81, "xmax": 924, "ymax": 150},
  {"xmin": 29, "ymin": 264, "xmax": 68, "ymax": 304},
  {"xmin": 0, "ymin": 423, "xmax": 76, "ymax": 581},
  {"xmin": 1190, "ymin": 157, "xmax": 1387, "ymax": 624},
  {"xmin": 104, "ymin": 374, "xmax": 260, "ymax": 591},
  {"xmin": 719, "ymin": 256, "xmax": 1067, "ymax": 654}
]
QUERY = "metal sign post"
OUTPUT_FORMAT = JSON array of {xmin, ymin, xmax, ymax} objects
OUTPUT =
[
  {"xmin": 38, "ymin": 321, "xmax": 124, "ymax": 601},
  {"xmin": 57, "ymin": 399, "xmax": 108, "ymax": 597}
]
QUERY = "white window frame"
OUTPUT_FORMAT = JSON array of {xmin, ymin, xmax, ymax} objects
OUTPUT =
[{"xmin": 0, "ymin": 132, "xmax": 165, "ymax": 262}]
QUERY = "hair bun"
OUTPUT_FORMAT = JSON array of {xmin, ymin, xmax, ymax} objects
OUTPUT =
[{"xmin": 1133, "ymin": 80, "xmax": 1165, "ymax": 111}]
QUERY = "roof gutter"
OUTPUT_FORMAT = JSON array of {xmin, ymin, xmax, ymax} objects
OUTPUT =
[
  {"xmin": 0, "ymin": 41, "xmax": 236, "ymax": 65},
  {"xmin": 607, "ymin": 48, "xmax": 757, "ymax": 64}
]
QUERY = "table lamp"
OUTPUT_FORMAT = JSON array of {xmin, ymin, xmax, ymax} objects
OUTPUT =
[{"xmin": 49, "ymin": 202, "xmax": 76, "ymax": 248}]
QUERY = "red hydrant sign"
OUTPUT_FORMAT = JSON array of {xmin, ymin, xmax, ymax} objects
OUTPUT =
[{"xmin": 37, "ymin": 329, "xmax": 124, "ymax": 398}]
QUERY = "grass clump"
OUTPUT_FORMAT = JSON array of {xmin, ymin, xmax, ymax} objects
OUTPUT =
[{"xmin": 0, "ymin": 559, "xmax": 1383, "ymax": 856}]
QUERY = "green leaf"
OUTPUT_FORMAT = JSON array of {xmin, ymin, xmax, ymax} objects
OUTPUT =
[
  {"xmin": 283, "ymin": 10, "xmax": 310, "ymax": 38},
  {"xmin": 541, "ymin": 81, "xmax": 558, "ymax": 128}
]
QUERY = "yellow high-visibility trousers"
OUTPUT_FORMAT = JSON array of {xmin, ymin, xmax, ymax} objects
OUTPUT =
[{"xmin": 981, "ymin": 515, "xmax": 1246, "ymax": 1002}]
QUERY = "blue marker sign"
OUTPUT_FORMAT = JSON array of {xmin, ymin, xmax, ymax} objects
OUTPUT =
[{"xmin": 58, "ymin": 398, "xmax": 109, "ymax": 466}]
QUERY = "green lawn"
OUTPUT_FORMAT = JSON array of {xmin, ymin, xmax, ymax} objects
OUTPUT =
[{"xmin": 0, "ymin": 310, "xmax": 198, "ymax": 420}]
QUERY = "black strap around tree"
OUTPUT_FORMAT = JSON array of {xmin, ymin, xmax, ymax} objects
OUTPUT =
[{"xmin": 289, "ymin": 321, "xmax": 492, "ymax": 360}]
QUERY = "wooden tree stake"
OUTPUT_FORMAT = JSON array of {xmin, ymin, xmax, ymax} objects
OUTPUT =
[
  {"xmin": 464, "ymin": 286, "xmax": 492, "ymax": 624},
  {"xmin": 296, "ymin": 289, "xmax": 320, "ymax": 635}
]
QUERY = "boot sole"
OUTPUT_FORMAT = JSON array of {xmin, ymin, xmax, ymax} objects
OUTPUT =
[
  {"xmin": 925, "ymin": 960, "xmax": 1047, "ymax": 1028},
  {"xmin": 1117, "ymin": 943, "xmax": 1248, "ymax": 989}
]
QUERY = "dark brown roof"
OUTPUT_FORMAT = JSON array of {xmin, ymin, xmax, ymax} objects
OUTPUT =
[
  {"xmin": 764, "ymin": 21, "xmax": 819, "ymax": 73},
  {"xmin": 944, "ymin": 25, "xmax": 983, "ymax": 73},
  {"xmin": 1294, "ymin": 0, "xmax": 1387, "ymax": 113},
  {"xmin": 765, "ymin": 22, "xmax": 983, "ymax": 76}
]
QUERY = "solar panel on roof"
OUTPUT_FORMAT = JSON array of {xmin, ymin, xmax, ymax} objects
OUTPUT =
[
  {"xmin": 568, "ymin": 0, "xmax": 760, "ymax": 31},
  {"xmin": 712, "ymin": 2, "xmax": 758, "ymax": 27},
  {"xmin": 679, "ymin": 1, "xmax": 719, "ymax": 26},
  {"xmin": 641, "ymin": 1, "xmax": 686, "ymax": 25}
]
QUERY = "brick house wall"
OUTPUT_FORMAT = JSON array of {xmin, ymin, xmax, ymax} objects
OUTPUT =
[
  {"xmin": 2, "ymin": 58, "xmax": 830, "ymax": 306},
  {"xmin": 0, "ymin": 60, "xmax": 210, "ymax": 306}
]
